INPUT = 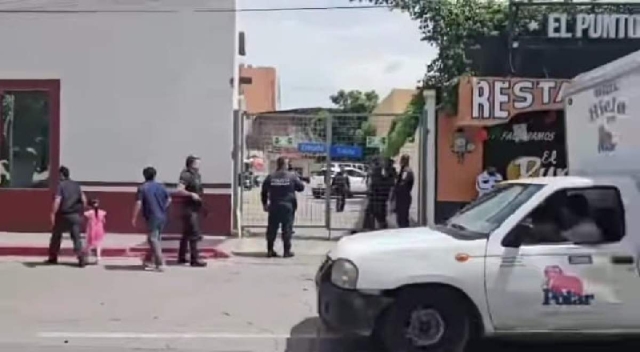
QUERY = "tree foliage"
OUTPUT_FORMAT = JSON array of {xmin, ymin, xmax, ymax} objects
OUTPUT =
[
  {"xmin": 355, "ymin": 0, "xmax": 509, "ymax": 90},
  {"xmin": 384, "ymin": 92, "xmax": 424, "ymax": 158},
  {"xmin": 311, "ymin": 89, "xmax": 380, "ymax": 160},
  {"xmin": 330, "ymin": 89, "xmax": 379, "ymax": 113},
  {"xmin": 352, "ymin": 0, "xmax": 635, "ymax": 155}
]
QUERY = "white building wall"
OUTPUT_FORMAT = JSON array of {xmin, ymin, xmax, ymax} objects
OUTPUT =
[{"xmin": 0, "ymin": 0, "xmax": 236, "ymax": 184}]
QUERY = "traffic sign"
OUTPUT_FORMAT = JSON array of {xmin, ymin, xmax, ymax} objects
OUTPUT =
[
  {"xmin": 330, "ymin": 145, "xmax": 363, "ymax": 159},
  {"xmin": 366, "ymin": 136, "xmax": 387, "ymax": 148},
  {"xmin": 298, "ymin": 142, "xmax": 326, "ymax": 154},
  {"xmin": 272, "ymin": 136, "xmax": 294, "ymax": 147}
]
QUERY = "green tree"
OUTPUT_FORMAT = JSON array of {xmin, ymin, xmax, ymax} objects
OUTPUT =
[
  {"xmin": 330, "ymin": 90, "xmax": 379, "ymax": 160},
  {"xmin": 309, "ymin": 90, "xmax": 380, "ymax": 161},
  {"xmin": 330, "ymin": 89, "xmax": 379, "ymax": 113},
  {"xmin": 353, "ymin": 0, "xmax": 627, "ymax": 155}
]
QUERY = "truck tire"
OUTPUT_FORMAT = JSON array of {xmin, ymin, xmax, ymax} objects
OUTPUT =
[{"xmin": 380, "ymin": 286, "xmax": 470, "ymax": 352}]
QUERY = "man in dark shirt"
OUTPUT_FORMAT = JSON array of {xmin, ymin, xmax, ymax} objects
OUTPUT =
[
  {"xmin": 175, "ymin": 155, "xmax": 207, "ymax": 267},
  {"xmin": 132, "ymin": 166, "xmax": 171, "ymax": 271},
  {"xmin": 47, "ymin": 166, "xmax": 87, "ymax": 267},
  {"xmin": 261, "ymin": 157, "xmax": 304, "ymax": 258},
  {"xmin": 332, "ymin": 167, "xmax": 350, "ymax": 212},
  {"xmin": 391, "ymin": 154, "xmax": 415, "ymax": 228}
]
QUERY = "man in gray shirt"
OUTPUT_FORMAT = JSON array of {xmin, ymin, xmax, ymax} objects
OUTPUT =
[
  {"xmin": 261, "ymin": 157, "xmax": 304, "ymax": 258},
  {"xmin": 47, "ymin": 166, "xmax": 87, "ymax": 267}
]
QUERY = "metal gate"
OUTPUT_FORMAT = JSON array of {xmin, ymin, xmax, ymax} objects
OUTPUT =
[{"xmin": 234, "ymin": 110, "xmax": 428, "ymax": 236}]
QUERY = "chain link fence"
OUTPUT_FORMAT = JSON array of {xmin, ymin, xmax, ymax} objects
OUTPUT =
[{"xmin": 237, "ymin": 110, "xmax": 424, "ymax": 234}]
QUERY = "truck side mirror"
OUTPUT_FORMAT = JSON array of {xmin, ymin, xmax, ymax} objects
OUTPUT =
[{"xmin": 502, "ymin": 220, "xmax": 532, "ymax": 248}]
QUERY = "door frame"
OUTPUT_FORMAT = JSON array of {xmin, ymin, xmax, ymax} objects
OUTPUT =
[
  {"xmin": 0, "ymin": 80, "xmax": 60, "ymax": 232},
  {"xmin": 0, "ymin": 79, "xmax": 61, "ymax": 192}
]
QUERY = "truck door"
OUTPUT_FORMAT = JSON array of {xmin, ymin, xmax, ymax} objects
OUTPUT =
[{"xmin": 485, "ymin": 186, "xmax": 638, "ymax": 331}]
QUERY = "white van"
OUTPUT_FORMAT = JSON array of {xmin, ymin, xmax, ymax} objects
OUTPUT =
[{"xmin": 316, "ymin": 50, "xmax": 640, "ymax": 352}]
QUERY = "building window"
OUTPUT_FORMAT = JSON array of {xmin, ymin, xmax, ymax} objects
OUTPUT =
[{"xmin": 0, "ymin": 91, "xmax": 50, "ymax": 188}]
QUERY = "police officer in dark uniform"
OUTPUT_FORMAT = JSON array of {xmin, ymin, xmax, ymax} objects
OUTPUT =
[
  {"xmin": 332, "ymin": 167, "xmax": 350, "ymax": 212},
  {"xmin": 261, "ymin": 157, "xmax": 304, "ymax": 258},
  {"xmin": 176, "ymin": 155, "xmax": 207, "ymax": 267},
  {"xmin": 47, "ymin": 166, "xmax": 87, "ymax": 267},
  {"xmin": 391, "ymin": 154, "xmax": 415, "ymax": 228},
  {"xmin": 363, "ymin": 157, "xmax": 394, "ymax": 230}
]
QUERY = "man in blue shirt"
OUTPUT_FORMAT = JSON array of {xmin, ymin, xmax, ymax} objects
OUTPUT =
[{"xmin": 132, "ymin": 166, "xmax": 171, "ymax": 271}]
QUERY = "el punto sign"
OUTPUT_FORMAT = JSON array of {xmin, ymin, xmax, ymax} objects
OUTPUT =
[{"xmin": 548, "ymin": 13, "xmax": 640, "ymax": 39}]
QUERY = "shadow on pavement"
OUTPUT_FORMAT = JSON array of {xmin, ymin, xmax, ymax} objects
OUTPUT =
[
  {"xmin": 284, "ymin": 317, "xmax": 373, "ymax": 352},
  {"xmin": 231, "ymin": 251, "xmax": 269, "ymax": 258},
  {"xmin": 469, "ymin": 338, "xmax": 640, "ymax": 352},
  {"xmin": 22, "ymin": 261, "xmax": 79, "ymax": 268},
  {"xmin": 103, "ymin": 264, "xmax": 146, "ymax": 272},
  {"xmin": 283, "ymin": 317, "xmax": 640, "ymax": 352}
]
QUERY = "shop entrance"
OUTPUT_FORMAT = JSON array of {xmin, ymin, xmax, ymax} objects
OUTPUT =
[{"xmin": 483, "ymin": 110, "xmax": 567, "ymax": 181}]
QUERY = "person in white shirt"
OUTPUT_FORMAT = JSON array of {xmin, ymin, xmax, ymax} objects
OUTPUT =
[{"xmin": 476, "ymin": 166, "xmax": 503, "ymax": 197}]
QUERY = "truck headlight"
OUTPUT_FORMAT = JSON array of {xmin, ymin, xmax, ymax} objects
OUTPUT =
[{"xmin": 331, "ymin": 258, "xmax": 358, "ymax": 289}]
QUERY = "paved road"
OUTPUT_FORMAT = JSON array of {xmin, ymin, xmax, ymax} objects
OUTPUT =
[{"xmin": 1, "ymin": 255, "xmax": 639, "ymax": 352}]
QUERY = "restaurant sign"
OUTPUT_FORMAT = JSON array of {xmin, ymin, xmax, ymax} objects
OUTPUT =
[
  {"xmin": 548, "ymin": 13, "xmax": 640, "ymax": 39},
  {"xmin": 470, "ymin": 77, "xmax": 569, "ymax": 120}
]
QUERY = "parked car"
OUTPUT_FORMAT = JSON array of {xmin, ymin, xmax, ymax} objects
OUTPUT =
[
  {"xmin": 332, "ymin": 162, "xmax": 367, "ymax": 173},
  {"xmin": 310, "ymin": 167, "xmax": 367, "ymax": 199}
]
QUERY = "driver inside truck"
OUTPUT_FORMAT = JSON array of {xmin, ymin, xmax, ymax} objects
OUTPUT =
[
  {"xmin": 559, "ymin": 194, "xmax": 603, "ymax": 244},
  {"xmin": 529, "ymin": 203, "xmax": 564, "ymax": 244}
]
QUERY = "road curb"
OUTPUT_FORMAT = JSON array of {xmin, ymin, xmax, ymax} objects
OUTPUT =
[{"xmin": 0, "ymin": 246, "xmax": 230, "ymax": 258}]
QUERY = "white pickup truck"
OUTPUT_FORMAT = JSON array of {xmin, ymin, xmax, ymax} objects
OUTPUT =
[{"xmin": 315, "ymin": 47, "xmax": 640, "ymax": 352}]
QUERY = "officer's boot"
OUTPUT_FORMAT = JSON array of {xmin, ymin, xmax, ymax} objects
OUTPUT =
[
  {"xmin": 189, "ymin": 239, "xmax": 207, "ymax": 267},
  {"xmin": 267, "ymin": 240, "xmax": 279, "ymax": 258},
  {"xmin": 282, "ymin": 235, "xmax": 294, "ymax": 258}
]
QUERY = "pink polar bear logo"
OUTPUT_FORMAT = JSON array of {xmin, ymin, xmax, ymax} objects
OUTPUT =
[
  {"xmin": 542, "ymin": 265, "xmax": 594, "ymax": 306},
  {"xmin": 544, "ymin": 265, "xmax": 583, "ymax": 295}
]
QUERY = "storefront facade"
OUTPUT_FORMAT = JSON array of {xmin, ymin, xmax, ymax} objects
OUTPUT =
[
  {"xmin": 435, "ymin": 76, "xmax": 569, "ymax": 223},
  {"xmin": 0, "ymin": 0, "xmax": 236, "ymax": 234}
]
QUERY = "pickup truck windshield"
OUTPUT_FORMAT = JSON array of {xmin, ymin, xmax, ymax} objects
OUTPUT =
[{"xmin": 446, "ymin": 183, "xmax": 543, "ymax": 236}]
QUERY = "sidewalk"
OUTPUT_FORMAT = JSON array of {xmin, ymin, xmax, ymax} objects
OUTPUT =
[
  {"xmin": 0, "ymin": 231, "xmax": 339, "ymax": 259},
  {"xmin": 0, "ymin": 232, "xmax": 229, "ymax": 259}
]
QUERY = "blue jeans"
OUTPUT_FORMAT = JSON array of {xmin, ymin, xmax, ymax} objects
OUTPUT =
[{"xmin": 145, "ymin": 218, "xmax": 166, "ymax": 267}]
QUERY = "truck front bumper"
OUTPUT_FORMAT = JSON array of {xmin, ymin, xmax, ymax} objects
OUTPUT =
[{"xmin": 315, "ymin": 258, "xmax": 393, "ymax": 336}]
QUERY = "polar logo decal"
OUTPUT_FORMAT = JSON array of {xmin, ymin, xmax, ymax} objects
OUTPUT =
[{"xmin": 542, "ymin": 265, "xmax": 595, "ymax": 306}]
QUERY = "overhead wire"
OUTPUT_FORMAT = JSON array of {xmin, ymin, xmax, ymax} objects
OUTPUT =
[{"xmin": 200, "ymin": 5, "xmax": 393, "ymax": 13}]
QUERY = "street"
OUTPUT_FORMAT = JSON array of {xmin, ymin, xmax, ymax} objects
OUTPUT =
[{"xmin": 1, "ymin": 254, "xmax": 640, "ymax": 352}]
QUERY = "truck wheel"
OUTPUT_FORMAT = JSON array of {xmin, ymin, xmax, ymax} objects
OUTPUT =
[{"xmin": 381, "ymin": 287, "xmax": 470, "ymax": 352}]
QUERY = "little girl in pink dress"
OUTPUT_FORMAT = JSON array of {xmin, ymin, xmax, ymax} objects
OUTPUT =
[{"xmin": 85, "ymin": 199, "xmax": 107, "ymax": 263}]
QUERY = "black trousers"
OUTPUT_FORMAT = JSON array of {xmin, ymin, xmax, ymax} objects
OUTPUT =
[
  {"xmin": 266, "ymin": 204, "xmax": 294, "ymax": 254},
  {"xmin": 48, "ymin": 213, "xmax": 84, "ymax": 260},
  {"xmin": 179, "ymin": 210, "xmax": 201, "ymax": 263},
  {"xmin": 336, "ymin": 189, "xmax": 346, "ymax": 212},
  {"xmin": 363, "ymin": 200, "xmax": 388, "ymax": 230},
  {"xmin": 396, "ymin": 195, "xmax": 412, "ymax": 228}
]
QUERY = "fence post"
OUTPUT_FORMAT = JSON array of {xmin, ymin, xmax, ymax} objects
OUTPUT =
[
  {"xmin": 239, "ymin": 111, "xmax": 246, "ymax": 229},
  {"xmin": 423, "ymin": 90, "xmax": 437, "ymax": 227},
  {"xmin": 417, "ymin": 108, "xmax": 427, "ymax": 226},
  {"xmin": 325, "ymin": 113, "xmax": 333, "ymax": 239},
  {"xmin": 232, "ymin": 109, "xmax": 242, "ymax": 238}
]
